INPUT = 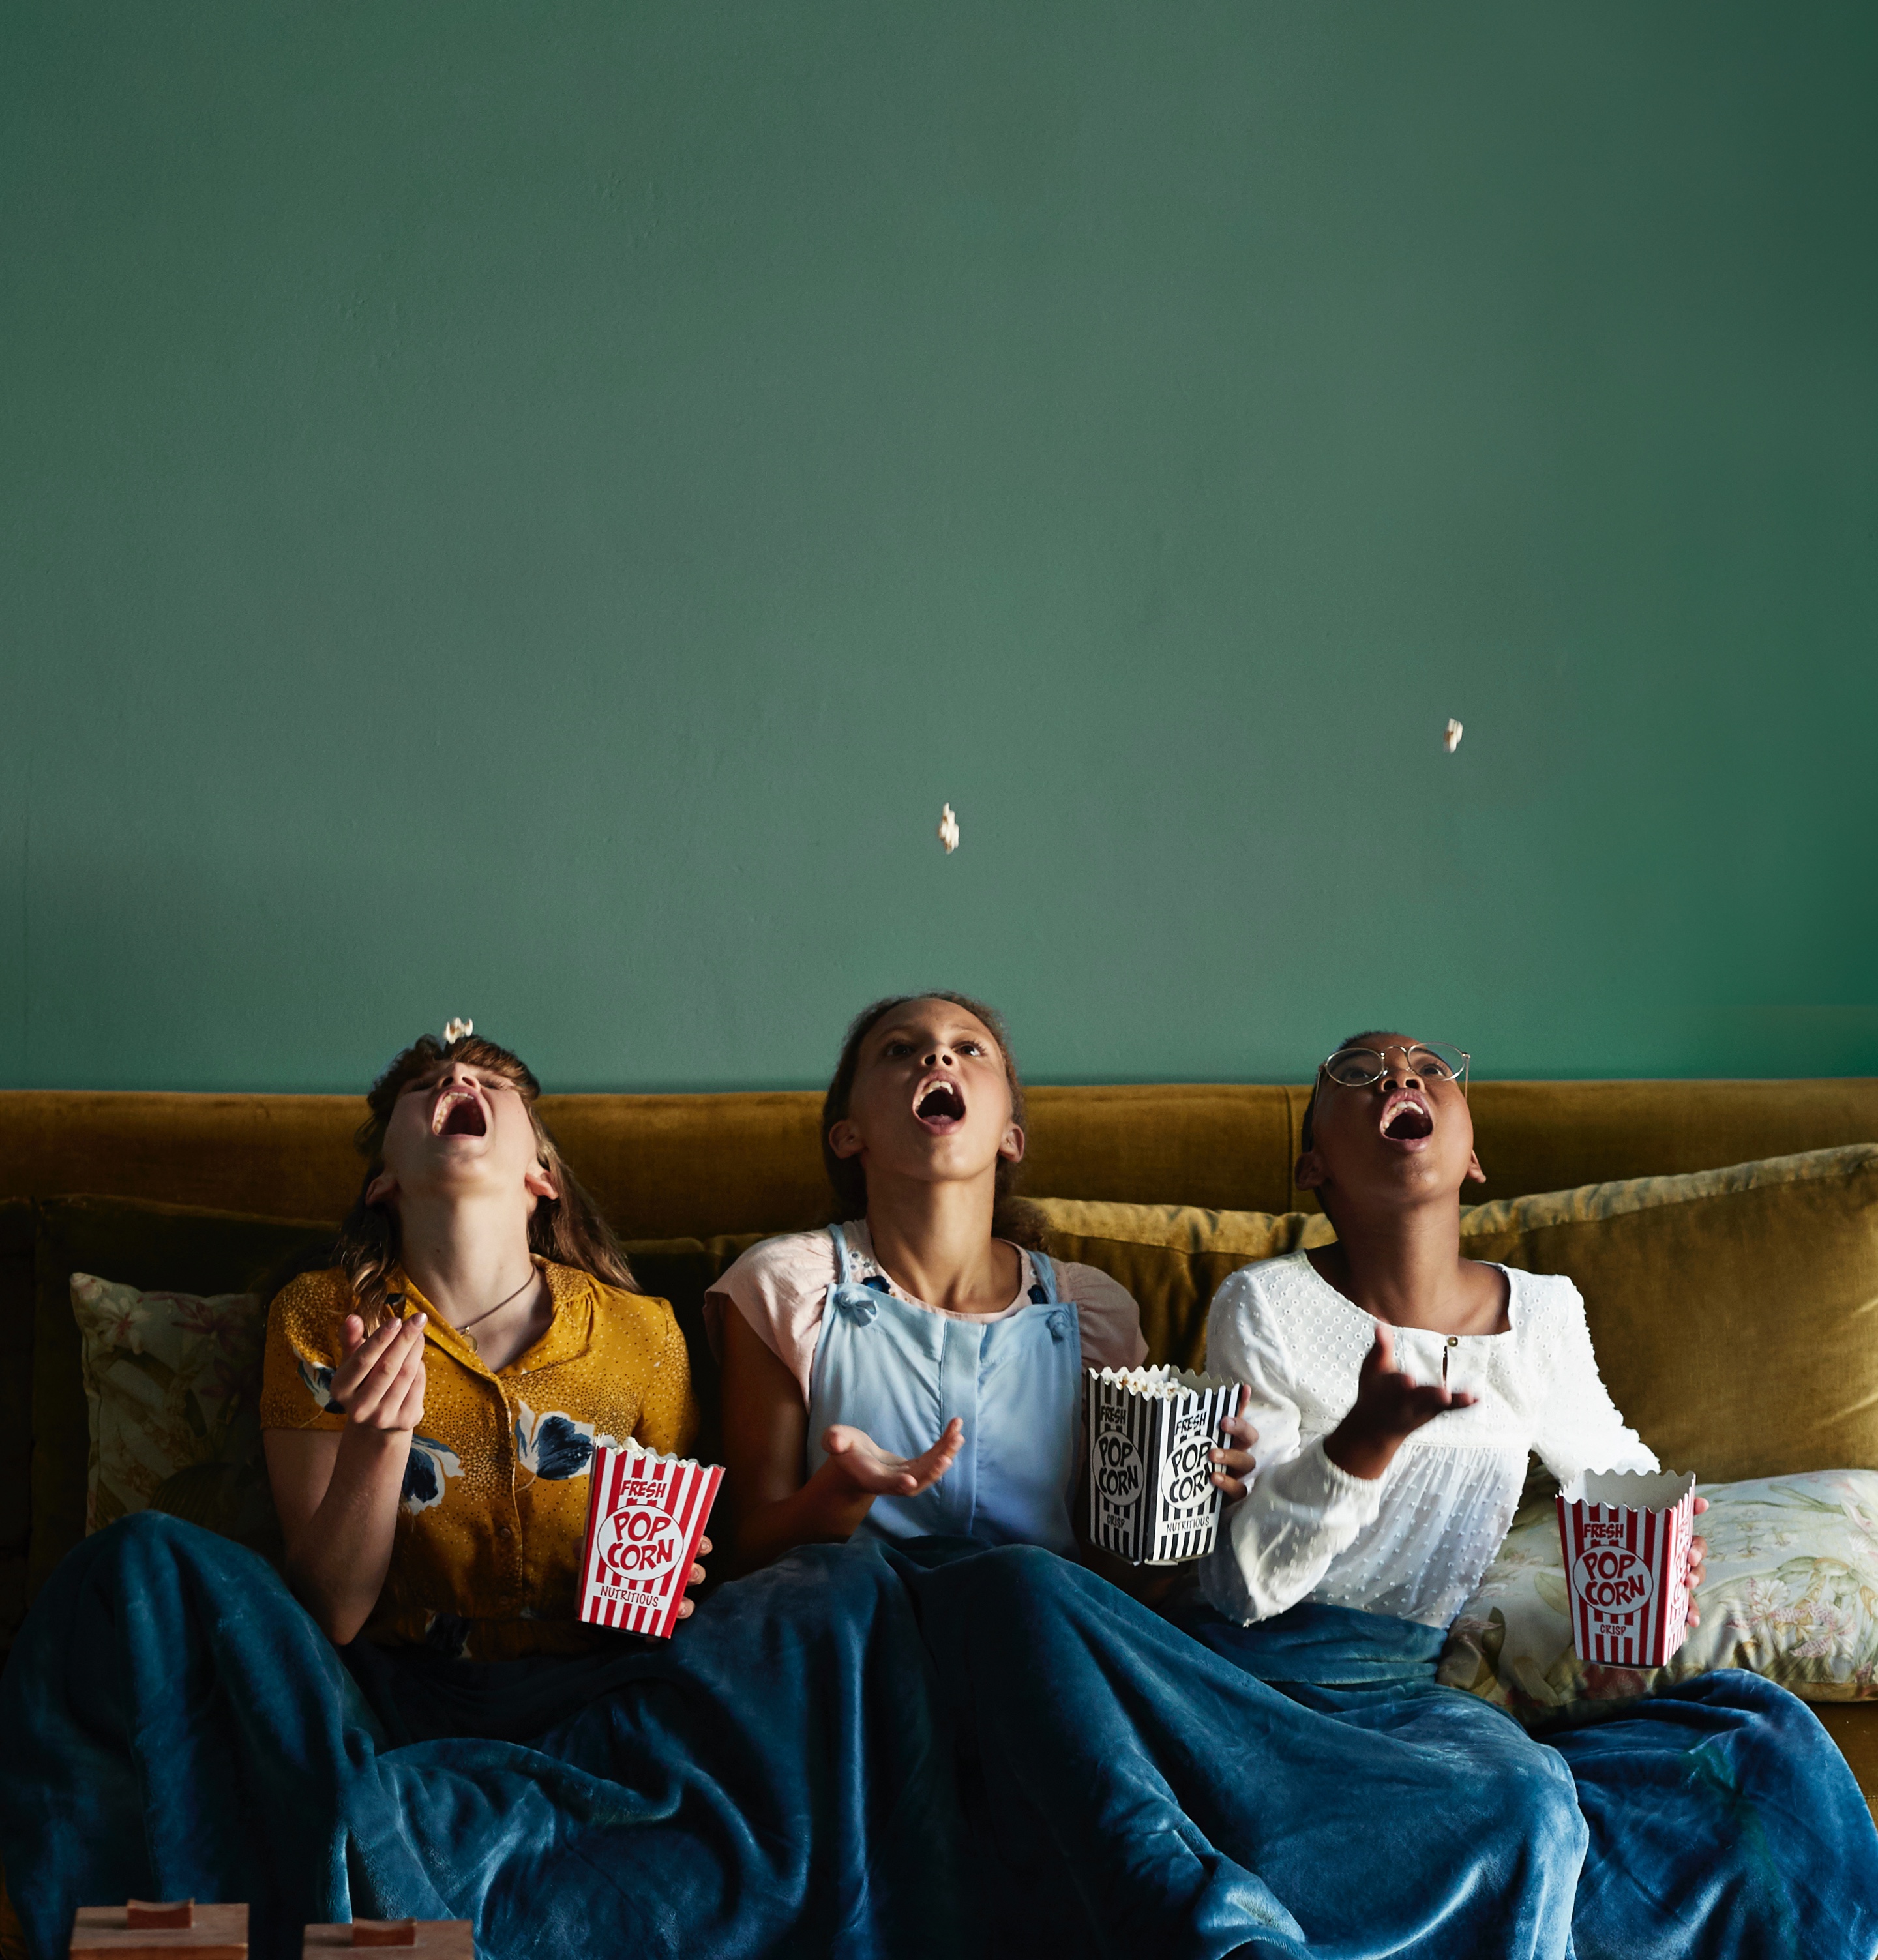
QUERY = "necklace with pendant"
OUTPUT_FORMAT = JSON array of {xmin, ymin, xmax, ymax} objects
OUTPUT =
[{"xmin": 451, "ymin": 1270, "xmax": 540, "ymax": 1354}]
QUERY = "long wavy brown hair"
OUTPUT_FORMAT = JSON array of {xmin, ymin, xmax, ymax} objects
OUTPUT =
[
  {"xmin": 330, "ymin": 1030, "xmax": 637, "ymax": 1322},
  {"xmin": 820, "ymin": 991, "xmax": 1045, "ymax": 1250}
]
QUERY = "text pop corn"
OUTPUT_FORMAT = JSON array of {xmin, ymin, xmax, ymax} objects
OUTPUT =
[
  {"xmin": 1556, "ymin": 1468, "xmax": 1697, "ymax": 1668},
  {"xmin": 1087, "ymin": 1365, "xmax": 1240, "ymax": 1565},
  {"xmin": 578, "ymin": 1443, "xmax": 723, "ymax": 1640}
]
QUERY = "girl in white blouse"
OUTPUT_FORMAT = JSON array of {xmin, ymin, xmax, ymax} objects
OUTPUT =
[
  {"xmin": 1200, "ymin": 1032, "xmax": 1684, "ymax": 1631},
  {"xmin": 1191, "ymin": 1031, "xmax": 1878, "ymax": 1959}
]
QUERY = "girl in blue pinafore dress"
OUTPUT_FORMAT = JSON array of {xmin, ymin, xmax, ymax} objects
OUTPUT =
[
  {"xmin": 709, "ymin": 990, "xmax": 1257, "ymax": 1571},
  {"xmin": 706, "ymin": 998, "xmax": 1649, "ymax": 1960}
]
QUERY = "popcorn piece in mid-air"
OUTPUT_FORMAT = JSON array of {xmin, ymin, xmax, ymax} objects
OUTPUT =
[
  {"xmin": 938, "ymin": 803, "xmax": 960, "ymax": 854},
  {"xmin": 442, "ymin": 1017, "xmax": 474, "ymax": 1045},
  {"xmin": 1443, "ymin": 719, "xmax": 1463, "ymax": 754}
]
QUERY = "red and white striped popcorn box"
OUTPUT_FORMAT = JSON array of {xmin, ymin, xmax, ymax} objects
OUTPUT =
[
  {"xmin": 1555, "ymin": 1468, "xmax": 1697, "ymax": 1669},
  {"xmin": 578, "ymin": 1442, "xmax": 723, "ymax": 1640}
]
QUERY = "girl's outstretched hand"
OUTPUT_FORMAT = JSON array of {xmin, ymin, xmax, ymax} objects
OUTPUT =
[
  {"xmin": 674, "ymin": 1536, "xmax": 714, "ymax": 1621},
  {"xmin": 1686, "ymin": 1495, "xmax": 1708, "ymax": 1627},
  {"xmin": 1211, "ymin": 1387, "xmax": 1259, "ymax": 1500},
  {"xmin": 820, "ymin": 1418, "xmax": 964, "ymax": 1497},
  {"xmin": 1325, "ymin": 1324, "xmax": 1476, "ymax": 1481},
  {"xmin": 331, "ymin": 1311, "xmax": 428, "ymax": 1434}
]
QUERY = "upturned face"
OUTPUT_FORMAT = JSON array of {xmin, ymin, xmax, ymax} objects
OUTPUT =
[
  {"xmin": 827, "ymin": 998, "xmax": 1024, "ymax": 1198},
  {"xmin": 367, "ymin": 1058, "xmax": 558, "ymax": 1212},
  {"xmin": 1296, "ymin": 1031, "xmax": 1483, "ymax": 1213}
]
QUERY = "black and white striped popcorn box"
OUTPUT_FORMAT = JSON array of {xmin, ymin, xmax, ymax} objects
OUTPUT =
[{"xmin": 1086, "ymin": 1365, "xmax": 1238, "ymax": 1565}]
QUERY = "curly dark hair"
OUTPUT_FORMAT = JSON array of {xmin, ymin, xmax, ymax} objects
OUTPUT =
[
  {"xmin": 327, "ymin": 1030, "xmax": 637, "ymax": 1322},
  {"xmin": 820, "ymin": 992, "xmax": 1045, "ymax": 1250}
]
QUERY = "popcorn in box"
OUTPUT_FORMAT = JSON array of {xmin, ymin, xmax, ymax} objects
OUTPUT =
[
  {"xmin": 578, "ymin": 1442, "xmax": 722, "ymax": 1639},
  {"xmin": 1556, "ymin": 1467, "xmax": 1697, "ymax": 1668},
  {"xmin": 1086, "ymin": 1365, "xmax": 1239, "ymax": 1565}
]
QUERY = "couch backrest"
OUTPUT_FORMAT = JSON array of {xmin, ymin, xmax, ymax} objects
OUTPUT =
[
  {"xmin": 6, "ymin": 1077, "xmax": 1878, "ymax": 1652},
  {"xmin": 5, "ymin": 1077, "xmax": 1877, "ymax": 1232}
]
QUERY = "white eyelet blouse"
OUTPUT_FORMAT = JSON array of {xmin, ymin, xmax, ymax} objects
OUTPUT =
[{"xmin": 1199, "ymin": 1252, "xmax": 1656, "ymax": 1629}]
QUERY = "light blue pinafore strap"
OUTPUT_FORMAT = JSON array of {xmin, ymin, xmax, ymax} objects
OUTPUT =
[
  {"xmin": 807, "ymin": 1224, "xmax": 1082, "ymax": 1552},
  {"xmin": 827, "ymin": 1217, "xmax": 869, "ymax": 1301},
  {"xmin": 826, "ymin": 1221, "xmax": 1067, "ymax": 1314},
  {"xmin": 1028, "ymin": 1246, "xmax": 1063, "ymax": 1307}
]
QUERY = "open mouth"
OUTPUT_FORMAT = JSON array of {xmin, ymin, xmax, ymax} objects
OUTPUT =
[
  {"xmin": 1380, "ymin": 1092, "xmax": 1433, "ymax": 1142},
  {"xmin": 432, "ymin": 1088, "xmax": 488, "ymax": 1138},
  {"xmin": 914, "ymin": 1078, "xmax": 967, "ymax": 1127}
]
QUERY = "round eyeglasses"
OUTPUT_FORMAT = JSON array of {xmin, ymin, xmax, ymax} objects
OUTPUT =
[{"xmin": 1319, "ymin": 1040, "xmax": 1470, "ymax": 1090}]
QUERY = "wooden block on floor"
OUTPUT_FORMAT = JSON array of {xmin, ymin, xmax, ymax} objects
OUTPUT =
[
  {"xmin": 72, "ymin": 1904, "xmax": 247, "ymax": 1958},
  {"xmin": 303, "ymin": 1925, "xmax": 473, "ymax": 1957}
]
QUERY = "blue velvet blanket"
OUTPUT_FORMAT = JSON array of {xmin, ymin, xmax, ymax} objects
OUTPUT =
[
  {"xmin": 1180, "ymin": 1595, "xmax": 1878, "ymax": 1960},
  {"xmin": 1, "ymin": 1514, "xmax": 967, "ymax": 1960},
  {"xmin": 5, "ymin": 1518, "xmax": 1875, "ymax": 1959}
]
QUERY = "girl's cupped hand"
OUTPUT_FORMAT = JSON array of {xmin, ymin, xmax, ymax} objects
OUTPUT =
[
  {"xmin": 332, "ymin": 1311, "xmax": 428, "ymax": 1433},
  {"xmin": 820, "ymin": 1419, "xmax": 964, "ymax": 1498},
  {"xmin": 1325, "ymin": 1323, "xmax": 1476, "ymax": 1481},
  {"xmin": 1211, "ymin": 1388, "xmax": 1259, "ymax": 1500}
]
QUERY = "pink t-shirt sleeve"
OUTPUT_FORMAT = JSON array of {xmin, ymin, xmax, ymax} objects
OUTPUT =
[
  {"xmin": 704, "ymin": 1230, "xmax": 837, "ymax": 1408},
  {"xmin": 1060, "ymin": 1259, "xmax": 1149, "ymax": 1372}
]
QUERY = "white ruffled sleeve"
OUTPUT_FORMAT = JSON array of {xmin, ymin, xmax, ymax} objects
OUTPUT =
[
  {"xmin": 1199, "ymin": 1265, "xmax": 1384, "ymax": 1624},
  {"xmin": 1523, "ymin": 1275, "xmax": 1658, "ymax": 1485}
]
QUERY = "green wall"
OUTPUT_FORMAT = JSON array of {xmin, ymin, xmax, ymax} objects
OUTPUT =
[{"xmin": 4, "ymin": 3, "xmax": 1876, "ymax": 1093}]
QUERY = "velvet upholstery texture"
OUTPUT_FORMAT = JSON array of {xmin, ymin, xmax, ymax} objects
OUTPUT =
[
  {"xmin": 1032, "ymin": 1200, "xmax": 1337, "ymax": 1372},
  {"xmin": 10, "ymin": 1078, "xmax": 1878, "ymax": 1234},
  {"xmin": 0, "ymin": 1203, "xmax": 33, "ymax": 1660},
  {"xmin": 1041, "ymin": 1146, "xmax": 1878, "ymax": 1485},
  {"xmin": 1459, "ymin": 1147, "xmax": 1878, "ymax": 1485}
]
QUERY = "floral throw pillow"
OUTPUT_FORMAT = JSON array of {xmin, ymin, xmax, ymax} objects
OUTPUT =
[
  {"xmin": 1438, "ymin": 1468, "xmax": 1878, "ymax": 1723},
  {"xmin": 70, "ymin": 1273, "xmax": 279, "ymax": 1552}
]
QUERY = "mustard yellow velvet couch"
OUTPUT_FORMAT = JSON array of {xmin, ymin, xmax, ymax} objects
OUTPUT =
[{"xmin": 4, "ymin": 1076, "xmax": 1877, "ymax": 1799}]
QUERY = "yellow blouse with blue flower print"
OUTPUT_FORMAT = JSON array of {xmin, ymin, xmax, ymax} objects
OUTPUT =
[{"xmin": 260, "ymin": 1260, "xmax": 698, "ymax": 1660}]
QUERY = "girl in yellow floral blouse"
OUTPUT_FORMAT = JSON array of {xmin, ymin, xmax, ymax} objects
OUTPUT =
[
  {"xmin": 1, "ymin": 1028, "xmax": 977, "ymax": 1953},
  {"xmin": 261, "ymin": 1028, "xmax": 707, "ymax": 1663}
]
